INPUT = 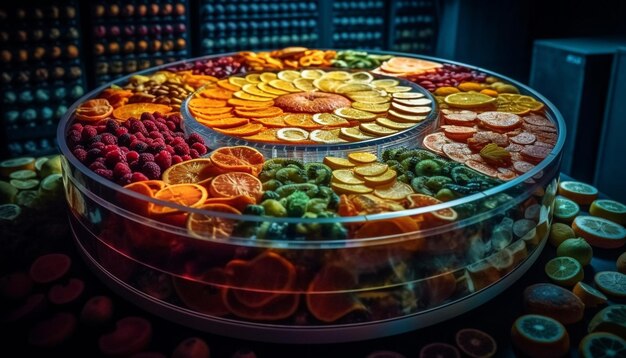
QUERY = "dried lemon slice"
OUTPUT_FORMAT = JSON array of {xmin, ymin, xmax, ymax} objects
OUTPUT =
[
  {"xmin": 242, "ymin": 84, "xmax": 277, "ymax": 98},
  {"xmin": 497, "ymin": 93, "xmax": 545, "ymax": 114},
  {"xmin": 260, "ymin": 72, "xmax": 277, "ymax": 83},
  {"xmin": 313, "ymin": 78, "xmax": 345, "ymax": 92},
  {"xmin": 371, "ymin": 79, "xmax": 400, "ymax": 88},
  {"xmin": 354, "ymin": 163, "xmax": 389, "ymax": 177},
  {"xmin": 245, "ymin": 73, "xmax": 262, "ymax": 84},
  {"xmin": 351, "ymin": 72, "xmax": 374, "ymax": 83},
  {"xmin": 324, "ymin": 71, "xmax": 352, "ymax": 81},
  {"xmin": 348, "ymin": 152, "xmax": 378, "ymax": 164},
  {"xmin": 360, "ymin": 122, "xmax": 399, "ymax": 136},
  {"xmin": 277, "ymin": 70, "xmax": 301, "ymax": 82},
  {"xmin": 339, "ymin": 127, "xmax": 375, "ymax": 141},
  {"xmin": 312, "ymin": 113, "xmax": 349, "ymax": 126},
  {"xmin": 269, "ymin": 79, "xmax": 301, "ymax": 93},
  {"xmin": 393, "ymin": 98, "xmax": 432, "ymax": 106},
  {"xmin": 332, "ymin": 169, "xmax": 365, "ymax": 185},
  {"xmin": 309, "ymin": 129, "xmax": 347, "ymax": 144},
  {"xmin": 334, "ymin": 108, "xmax": 377, "ymax": 121},
  {"xmin": 228, "ymin": 77, "xmax": 247, "ymax": 87},
  {"xmin": 352, "ymin": 102, "xmax": 390, "ymax": 113},
  {"xmin": 392, "ymin": 92, "xmax": 424, "ymax": 99},
  {"xmin": 301, "ymin": 69, "xmax": 326, "ymax": 79},
  {"xmin": 323, "ymin": 157, "xmax": 356, "ymax": 170},
  {"xmin": 348, "ymin": 96, "xmax": 390, "ymax": 104},
  {"xmin": 363, "ymin": 169, "xmax": 397, "ymax": 187},
  {"xmin": 276, "ymin": 127, "xmax": 309, "ymax": 142},
  {"xmin": 258, "ymin": 82, "xmax": 289, "ymax": 96},
  {"xmin": 388, "ymin": 109, "xmax": 427, "ymax": 123},
  {"xmin": 375, "ymin": 117, "xmax": 415, "ymax": 130},
  {"xmin": 385, "ymin": 86, "xmax": 413, "ymax": 93},
  {"xmin": 233, "ymin": 91, "xmax": 274, "ymax": 102},
  {"xmin": 331, "ymin": 182, "xmax": 374, "ymax": 195},
  {"xmin": 444, "ymin": 92, "xmax": 497, "ymax": 108},
  {"xmin": 293, "ymin": 78, "xmax": 316, "ymax": 92},
  {"xmin": 391, "ymin": 102, "xmax": 431, "ymax": 115},
  {"xmin": 336, "ymin": 83, "xmax": 374, "ymax": 94},
  {"xmin": 373, "ymin": 182, "xmax": 414, "ymax": 201}
]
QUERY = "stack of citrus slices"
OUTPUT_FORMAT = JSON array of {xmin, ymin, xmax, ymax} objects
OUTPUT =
[{"xmin": 186, "ymin": 69, "xmax": 433, "ymax": 145}]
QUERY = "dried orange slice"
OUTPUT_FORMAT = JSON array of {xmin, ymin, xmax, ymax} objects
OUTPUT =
[
  {"xmin": 162, "ymin": 158, "xmax": 223, "ymax": 185},
  {"xmin": 112, "ymin": 103, "xmax": 172, "ymax": 121},
  {"xmin": 323, "ymin": 157, "xmax": 356, "ymax": 170},
  {"xmin": 196, "ymin": 117, "xmax": 250, "ymax": 129},
  {"xmin": 243, "ymin": 128, "xmax": 281, "ymax": 143},
  {"xmin": 348, "ymin": 152, "xmax": 378, "ymax": 164},
  {"xmin": 363, "ymin": 169, "xmax": 397, "ymax": 187},
  {"xmin": 217, "ymin": 79, "xmax": 241, "ymax": 92},
  {"xmin": 227, "ymin": 98, "xmax": 274, "ymax": 107},
  {"xmin": 119, "ymin": 181, "xmax": 154, "ymax": 216},
  {"xmin": 354, "ymin": 163, "xmax": 388, "ymax": 177},
  {"xmin": 312, "ymin": 113, "xmax": 349, "ymax": 127},
  {"xmin": 354, "ymin": 217, "xmax": 418, "ymax": 238},
  {"xmin": 373, "ymin": 182, "xmax": 413, "ymax": 201},
  {"xmin": 75, "ymin": 99, "xmax": 114, "ymax": 122},
  {"xmin": 234, "ymin": 107, "xmax": 283, "ymax": 118},
  {"xmin": 150, "ymin": 184, "xmax": 208, "ymax": 215},
  {"xmin": 199, "ymin": 87, "xmax": 234, "ymax": 100},
  {"xmin": 209, "ymin": 146, "xmax": 265, "ymax": 176},
  {"xmin": 242, "ymin": 83, "xmax": 277, "ymax": 98},
  {"xmin": 260, "ymin": 72, "xmax": 277, "ymax": 82},
  {"xmin": 187, "ymin": 203, "xmax": 241, "ymax": 240},
  {"xmin": 497, "ymin": 94, "xmax": 545, "ymax": 114},
  {"xmin": 203, "ymin": 195, "xmax": 256, "ymax": 212},
  {"xmin": 213, "ymin": 123, "xmax": 264, "ymax": 136},
  {"xmin": 332, "ymin": 169, "xmax": 365, "ymax": 185},
  {"xmin": 352, "ymin": 102, "xmax": 390, "ymax": 113},
  {"xmin": 233, "ymin": 91, "xmax": 274, "ymax": 102},
  {"xmin": 306, "ymin": 265, "xmax": 365, "ymax": 323},
  {"xmin": 190, "ymin": 106, "xmax": 232, "ymax": 116},
  {"xmin": 250, "ymin": 116, "xmax": 287, "ymax": 127},
  {"xmin": 228, "ymin": 76, "xmax": 247, "ymax": 87},
  {"xmin": 245, "ymin": 73, "xmax": 262, "ymax": 84},
  {"xmin": 360, "ymin": 122, "xmax": 399, "ymax": 136},
  {"xmin": 208, "ymin": 172, "xmax": 263, "ymax": 201},
  {"xmin": 330, "ymin": 182, "xmax": 373, "ymax": 195},
  {"xmin": 406, "ymin": 193, "xmax": 459, "ymax": 222},
  {"xmin": 293, "ymin": 78, "xmax": 316, "ymax": 91},
  {"xmin": 277, "ymin": 70, "xmax": 301, "ymax": 82},
  {"xmin": 193, "ymin": 112, "xmax": 235, "ymax": 121},
  {"xmin": 284, "ymin": 114, "xmax": 322, "ymax": 129},
  {"xmin": 188, "ymin": 97, "xmax": 228, "ymax": 108}
]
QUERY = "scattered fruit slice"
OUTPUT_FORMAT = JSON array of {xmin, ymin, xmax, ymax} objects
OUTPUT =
[
  {"xmin": 301, "ymin": 69, "xmax": 325, "ymax": 79},
  {"xmin": 188, "ymin": 97, "xmax": 227, "ymax": 108},
  {"xmin": 394, "ymin": 98, "xmax": 432, "ymax": 106},
  {"xmin": 244, "ymin": 74, "xmax": 262, "ymax": 84},
  {"xmin": 445, "ymin": 93, "xmax": 496, "ymax": 108},
  {"xmin": 422, "ymin": 132, "xmax": 451, "ymax": 155},
  {"xmin": 376, "ymin": 117, "xmax": 415, "ymax": 130},
  {"xmin": 336, "ymin": 83, "xmax": 374, "ymax": 94},
  {"xmin": 228, "ymin": 76, "xmax": 247, "ymax": 87},
  {"xmin": 523, "ymin": 283, "xmax": 584, "ymax": 324},
  {"xmin": 334, "ymin": 108, "xmax": 377, "ymax": 121},
  {"xmin": 554, "ymin": 196, "xmax": 580, "ymax": 223},
  {"xmin": 48, "ymin": 278, "xmax": 85, "ymax": 305},
  {"xmin": 573, "ymin": 281, "xmax": 608, "ymax": 308},
  {"xmin": 373, "ymin": 181, "xmax": 413, "ymax": 201},
  {"xmin": 10, "ymin": 178, "xmax": 39, "ymax": 190},
  {"xmin": 0, "ymin": 204, "xmax": 21, "ymax": 221},
  {"xmin": 573, "ymin": 216, "xmax": 626, "ymax": 248},
  {"xmin": 594, "ymin": 271, "xmax": 626, "ymax": 298},
  {"xmin": 419, "ymin": 343, "xmax": 460, "ymax": 358},
  {"xmin": 352, "ymin": 102, "xmax": 390, "ymax": 113},
  {"xmin": 190, "ymin": 106, "xmax": 232, "ymax": 116},
  {"xmin": 9, "ymin": 169, "xmax": 36, "ymax": 180},
  {"xmin": 293, "ymin": 78, "xmax": 316, "ymax": 91},
  {"xmin": 349, "ymin": 95, "xmax": 390, "ymax": 104},
  {"xmin": 545, "ymin": 256, "xmax": 583, "ymax": 286},
  {"xmin": 559, "ymin": 181, "xmax": 598, "ymax": 205},
  {"xmin": 579, "ymin": 332, "xmax": 626, "ymax": 358},
  {"xmin": 277, "ymin": 70, "xmax": 301, "ymax": 82},
  {"xmin": 324, "ymin": 71, "xmax": 352, "ymax": 81},
  {"xmin": 0, "ymin": 157, "xmax": 35, "ymax": 177},
  {"xmin": 242, "ymin": 83, "xmax": 277, "ymax": 98},
  {"xmin": 151, "ymin": 184, "xmax": 208, "ymax": 214},
  {"xmin": 309, "ymin": 129, "xmax": 346, "ymax": 144},
  {"xmin": 233, "ymin": 91, "xmax": 274, "ymax": 102},
  {"xmin": 331, "ymin": 182, "xmax": 374, "ymax": 195},
  {"xmin": 323, "ymin": 157, "xmax": 356, "ymax": 170},
  {"xmin": 210, "ymin": 146, "xmax": 265, "ymax": 176},
  {"xmin": 217, "ymin": 79, "xmax": 240, "ymax": 91},
  {"xmin": 557, "ymin": 237, "xmax": 593, "ymax": 267},
  {"xmin": 196, "ymin": 117, "xmax": 250, "ymax": 129},
  {"xmin": 269, "ymin": 79, "xmax": 301, "ymax": 93},
  {"xmin": 590, "ymin": 199, "xmax": 626, "ymax": 225},
  {"xmin": 549, "ymin": 222, "xmax": 576, "ymax": 247},
  {"xmin": 162, "ymin": 159, "xmax": 218, "ymax": 186},
  {"xmin": 187, "ymin": 203, "xmax": 241, "ymax": 239},
  {"xmin": 75, "ymin": 98, "xmax": 114, "ymax": 122},
  {"xmin": 257, "ymin": 82, "xmax": 289, "ymax": 96},
  {"xmin": 339, "ymin": 127, "xmax": 375, "ymax": 141},
  {"xmin": 442, "ymin": 143, "xmax": 473, "ymax": 163},
  {"xmin": 260, "ymin": 72, "xmax": 277, "ymax": 82},
  {"xmin": 209, "ymin": 172, "xmax": 263, "ymax": 201},
  {"xmin": 98, "ymin": 317, "xmax": 152, "ymax": 356},
  {"xmin": 276, "ymin": 127, "xmax": 309, "ymax": 142},
  {"xmin": 406, "ymin": 193, "xmax": 458, "ymax": 222},
  {"xmin": 312, "ymin": 113, "xmax": 349, "ymax": 126},
  {"xmin": 332, "ymin": 169, "xmax": 365, "ymax": 185},
  {"xmin": 511, "ymin": 314, "xmax": 569, "ymax": 358},
  {"xmin": 497, "ymin": 93, "xmax": 545, "ymax": 114},
  {"xmin": 478, "ymin": 111, "xmax": 523, "ymax": 131},
  {"xmin": 455, "ymin": 328, "xmax": 497, "ymax": 358},
  {"xmin": 112, "ymin": 103, "xmax": 172, "ymax": 121},
  {"xmin": 588, "ymin": 305, "xmax": 626, "ymax": 339},
  {"xmin": 234, "ymin": 107, "xmax": 284, "ymax": 118}
]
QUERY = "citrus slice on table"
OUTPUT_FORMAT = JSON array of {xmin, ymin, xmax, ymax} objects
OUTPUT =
[
  {"xmin": 511, "ymin": 314, "xmax": 569, "ymax": 358},
  {"xmin": 573, "ymin": 216, "xmax": 626, "ymax": 248},
  {"xmin": 558, "ymin": 181, "xmax": 598, "ymax": 205},
  {"xmin": 339, "ymin": 127, "xmax": 375, "ymax": 141},
  {"xmin": 419, "ymin": 343, "xmax": 460, "ymax": 358},
  {"xmin": 276, "ymin": 127, "xmax": 309, "ymax": 142},
  {"xmin": 150, "ymin": 184, "xmax": 208, "ymax": 215},
  {"xmin": 590, "ymin": 199, "xmax": 626, "ymax": 225},
  {"xmin": 187, "ymin": 203, "xmax": 241, "ymax": 240},
  {"xmin": 594, "ymin": 271, "xmax": 626, "ymax": 298},
  {"xmin": 444, "ymin": 93, "xmax": 496, "ymax": 109},
  {"xmin": 455, "ymin": 328, "xmax": 497, "ymax": 358},
  {"xmin": 545, "ymin": 256, "xmax": 583, "ymax": 286},
  {"xmin": 306, "ymin": 264, "xmax": 365, "ymax": 323},
  {"xmin": 572, "ymin": 281, "xmax": 608, "ymax": 308},
  {"xmin": 208, "ymin": 172, "xmax": 263, "ymax": 201},
  {"xmin": 0, "ymin": 204, "xmax": 21, "ymax": 221},
  {"xmin": 334, "ymin": 108, "xmax": 377, "ymax": 121},
  {"xmin": 10, "ymin": 179, "xmax": 39, "ymax": 190},
  {"xmin": 352, "ymin": 102, "xmax": 390, "ymax": 113},
  {"xmin": 0, "ymin": 157, "xmax": 35, "ymax": 177},
  {"xmin": 75, "ymin": 99, "xmax": 114, "ymax": 122},
  {"xmin": 112, "ymin": 103, "xmax": 172, "ymax": 121},
  {"xmin": 161, "ymin": 159, "xmax": 220, "ymax": 185},
  {"xmin": 323, "ymin": 157, "xmax": 356, "ymax": 170},
  {"xmin": 579, "ymin": 332, "xmax": 626, "ymax": 358},
  {"xmin": 309, "ymin": 129, "xmax": 346, "ymax": 144},
  {"xmin": 312, "ymin": 113, "xmax": 349, "ymax": 126},
  {"xmin": 553, "ymin": 196, "xmax": 580, "ymax": 224},
  {"xmin": 209, "ymin": 146, "xmax": 265, "ymax": 176},
  {"xmin": 557, "ymin": 237, "xmax": 593, "ymax": 266},
  {"xmin": 373, "ymin": 182, "xmax": 413, "ymax": 201},
  {"xmin": 588, "ymin": 305, "xmax": 626, "ymax": 338},
  {"xmin": 549, "ymin": 222, "xmax": 576, "ymax": 247}
]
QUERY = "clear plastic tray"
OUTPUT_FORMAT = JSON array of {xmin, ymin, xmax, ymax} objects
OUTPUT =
[{"xmin": 58, "ymin": 51, "xmax": 565, "ymax": 343}]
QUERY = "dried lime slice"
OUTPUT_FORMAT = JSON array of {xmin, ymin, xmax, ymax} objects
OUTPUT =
[
  {"xmin": 323, "ymin": 71, "xmax": 352, "ymax": 81},
  {"xmin": 9, "ymin": 169, "xmax": 37, "ymax": 180},
  {"xmin": 312, "ymin": 113, "xmax": 349, "ymax": 126},
  {"xmin": 0, "ymin": 203, "xmax": 21, "ymax": 221},
  {"xmin": 276, "ymin": 127, "xmax": 309, "ymax": 142},
  {"xmin": 334, "ymin": 108, "xmax": 377, "ymax": 121},
  {"xmin": 10, "ymin": 179, "xmax": 39, "ymax": 190}
]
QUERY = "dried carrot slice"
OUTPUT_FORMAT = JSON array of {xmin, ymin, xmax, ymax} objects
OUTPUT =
[
  {"xmin": 234, "ymin": 107, "xmax": 283, "ymax": 118},
  {"xmin": 213, "ymin": 123, "xmax": 264, "ymax": 136}
]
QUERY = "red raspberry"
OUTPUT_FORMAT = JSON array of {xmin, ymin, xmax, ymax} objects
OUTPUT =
[
  {"xmin": 117, "ymin": 173, "xmax": 133, "ymax": 186},
  {"xmin": 138, "ymin": 153, "xmax": 154, "ymax": 165},
  {"xmin": 172, "ymin": 155, "xmax": 183, "ymax": 165},
  {"xmin": 126, "ymin": 150, "xmax": 139, "ymax": 162},
  {"xmin": 67, "ymin": 130, "xmax": 82, "ymax": 144},
  {"xmin": 105, "ymin": 149, "xmax": 126, "ymax": 167},
  {"xmin": 187, "ymin": 133, "xmax": 204, "ymax": 145},
  {"xmin": 113, "ymin": 162, "xmax": 132, "ymax": 179},
  {"xmin": 130, "ymin": 120, "xmax": 148, "ymax": 135},
  {"xmin": 174, "ymin": 143, "xmax": 190, "ymax": 156},
  {"xmin": 115, "ymin": 127, "xmax": 129, "ymax": 136},
  {"xmin": 141, "ymin": 162, "xmax": 161, "ymax": 180},
  {"xmin": 105, "ymin": 119, "xmax": 120, "ymax": 133},
  {"xmin": 103, "ymin": 144, "xmax": 120, "ymax": 154},
  {"xmin": 70, "ymin": 123, "xmax": 83, "ymax": 132},
  {"xmin": 143, "ymin": 121, "xmax": 158, "ymax": 132},
  {"xmin": 167, "ymin": 113, "xmax": 182, "ymax": 126},
  {"xmin": 154, "ymin": 150, "xmax": 172, "ymax": 171},
  {"xmin": 140, "ymin": 112, "xmax": 155, "ymax": 122},
  {"xmin": 90, "ymin": 142, "xmax": 106, "ymax": 151},
  {"xmin": 166, "ymin": 121, "xmax": 176, "ymax": 131},
  {"xmin": 181, "ymin": 154, "xmax": 192, "ymax": 161},
  {"xmin": 153, "ymin": 112, "xmax": 165, "ymax": 120},
  {"xmin": 81, "ymin": 126, "xmax": 98, "ymax": 141},
  {"xmin": 130, "ymin": 141, "xmax": 148, "ymax": 152},
  {"xmin": 72, "ymin": 148, "xmax": 88, "ymax": 162},
  {"xmin": 94, "ymin": 168, "xmax": 113, "ymax": 180},
  {"xmin": 170, "ymin": 137, "xmax": 185, "ymax": 146},
  {"xmin": 87, "ymin": 148, "xmax": 102, "ymax": 162},
  {"xmin": 189, "ymin": 149, "xmax": 199, "ymax": 158},
  {"xmin": 148, "ymin": 131, "xmax": 163, "ymax": 140},
  {"xmin": 191, "ymin": 142, "xmax": 207, "ymax": 155},
  {"xmin": 131, "ymin": 172, "xmax": 149, "ymax": 182},
  {"xmin": 96, "ymin": 125, "xmax": 107, "ymax": 134}
]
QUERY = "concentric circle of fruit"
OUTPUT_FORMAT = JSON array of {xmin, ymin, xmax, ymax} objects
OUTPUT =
[
  {"xmin": 455, "ymin": 328, "xmax": 497, "ymax": 358},
  {"xmin": 549, "ymin": 222, "xmax": 576, "ymax": 247},
  {"xmin": 557, "ymin": 237, "xmax": 593, "ymax": 266},
  {"xmin": 594, "ymin": 271, "xmax": 626, "ymax": 298},
  {"xmin": 444, "ymin": 92, "xmax": 496, "ymax": 108},
  {"xmin": 419, "ymin": 343, "xmax": 460, "ymax": 358},
  {"xmin": 150, "ymin": 184, "xmax": 208, "ymax": 215},
  {"xmin": 208, "ymin": 172, "xmax": 263, "ymax": 201},
  {"xmin": 579, "ymin": 332, "xmax": 626, "ymax": 358},
  {"xmin": 558, "ymin": 181, "xmax": 598, "ymax": 205},
  {"xmin": 588, "ymin": 305, "xmax": 626, "ymax": 339},
  {"xmin": 510, "ymin": 314, "xmax": 569, "ymax": 358},
  {"xmin": 209, "ymin": 146, "xmax": 265, "ymax": 176},
  {"xmin": 554, "ymin": 195, "xmax": 580, "ymax": 223},
  {"xmin": 573, "ymin": 216, "xmax": 626, "ymax": 249},
  {"xmin": 618, "ymin": 252, "xmax": 626, "ymax": 274},
  {"xmin": 572, "ymin": 281, "xmax": 608, "ymax": 308},
  {"xmin": 75, "ymin": 98, "xmax": 114, "ymax": 122},
  {"xmin": 590, "ymin": 199, "xmax": 626, "ymax": 225},
  {"xmin": 544, "ymin": 256, "xmax": 583, "ymax": 286}
]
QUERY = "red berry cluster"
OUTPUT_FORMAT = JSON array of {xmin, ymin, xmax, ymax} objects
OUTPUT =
[
  {"xmin": 66, "ymin": 112, "xmax": 208, "ymax": 186},
  {"xmin": 167, "ymin": 56, "xmax": 245, "ymax": 78},
  {"xmin": 407, "ymin": 63, "xmax": 488, "ymax": 92}
]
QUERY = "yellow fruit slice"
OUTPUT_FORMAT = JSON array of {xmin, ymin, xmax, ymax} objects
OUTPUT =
[
  {"xmin": 260, "ymin": 72, "xmax": 277, "ymax": 83},
  {"xmin": 258, "ymin": 82, "xmax": 289, "ymax": 96},
  {"xmin": 332, "ymin": 169, "xmax": 365, "ymax": 185},
  {"xmin": 348, "ymin": 96, "xmax": 390, "ymax": 104},
  {"xmin": 323, "ymin": 157, "xmax": 356, "ymax": 170},
  {"xmin": 313, "ymin": 78, "xmax": 344, "ymax": 93},
  {"xmin": 245, "ymin": 73, "xmax": 262, "ymax": 84},
  {"xmin": 371, "ymin": 79, "xmax": 400, "ymax": 88},
  {"xmin": 393, "ymin": 98, "xmax": 433, "ymax": 106},
  {"xmin": 375, "ymin": 117, "xmax": 415, "ymax": 130},
  {"xmin": 384, "ymin": 86, "xmax": 413, "ymax": 93},
  {"xmin": 276, "ymin": 127, "xmax": 309, "ymax": 142},
  {"xmin": 594, "ymin": 271, "xmax": 626, "ymax": 298},
  {"xmin": 339, "ymin": 127, "xmax": 375, "ymax": 141},
  {"xmin": 590, "ymin": 199, "xmax": 626, "ymax": 225},
  {"xmin": 324, "ymin": 71, "xmax": 352, "ymax": 81},
  {"xmin": 242, "ymin": 84, "xmax": 277, "ymax": 98},
  {"xmin": 549, "ymin": 222, "xmax": 576, "ymax": 247},
  {"xmin": 354, "ymin": 163, "xmax": 388, "ymax": 177},
  {"xmin": 545, "ymin": 256, "xmax": 583, "ymax": 286},
  {"xmin": 497, "ymin": 94, "xmax": 545, "ymax": 114},
  {"xmin": 233, "ymin": 91, "xmax": 274, "ymax": 102},
  {"xmin": 293, "ymin": 78, "xmax": 316, "ymax": 92},
  {"xmin": 309, "ymin": 129, "xmax": 346, "ymax": 144},
  {"xmin": 336, "ymin": 83, "xmax": 374, "ymax": 94},
  {"xmin": 312, "ymin": 113, "xmax": 349, "ymax": 126},
  {"xmin": 334, "ymin": 108, "xmax": 377, "ymax": 121},
  {"xmin": 392, "ymin": 92, "xmax": 424, "ymax": 99},
  {"xmin": 348, "ymin": 90, "xmax": 387, "ymax": 99},
  {"xmin": 301, "ymin": 69, "xmax": 325, "ymax": 79},
  {"xmin": 347, "ymin": 152, "xmax": 378, "ymax": 164},
  {"xmin": 573, "ymin": 216, "xmax": 626, "ymax": 249},
  {"xmin": 363, "ymin": 169, "xmax": 397, "ymax": 187},
  {"xmin": 277, "ymin": 70, "xmax": 301, "ymax": 82},
  {"xmin": 558, "ymin": 181, "xmax": 598, "ymax": 205},
  {"xmin": 359, "ymin": 122, "xmax": 399, "ymax": 136},
  {"xmin": 331, "ymin": 182, "xmax": 373, "ymax": 195},
  {"xmin": 352, "ymin": 102, "xmax": 390, "ymax": 113},
  {"xmin": 388, "ymin": 109, "xmax": 427, "ymax": 123},
  {"xmin": 390, "ymin": 102, "xmax": 431, "ymax": 115},
  {"xmin": 554, "ymin": 196, "xmax": 580, "ymax": 223},
  {"xmin": 444, "ymin": 92, "xmax": 497, "ymax": 108},
  {"xmin": 283, "ymin": 113, "xmax": 319, "ymax": 129},
  {"xmin": 350, "ymin": 72, "xmax": 374, "ymax": 83},
  {"xmin": 228, "ymin": 77, "xmax": 247, "ymax": 87},
  {"xmin": 373, "ymin": 182, "xmax": 413, "ymax": 201},
  {"xmin": 572, "ymin": 281, "xmax": 608, "ymax": 308},
  {"xmin": 269, "ymin": 79, "xmax": 301, "ymax": 93}
]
